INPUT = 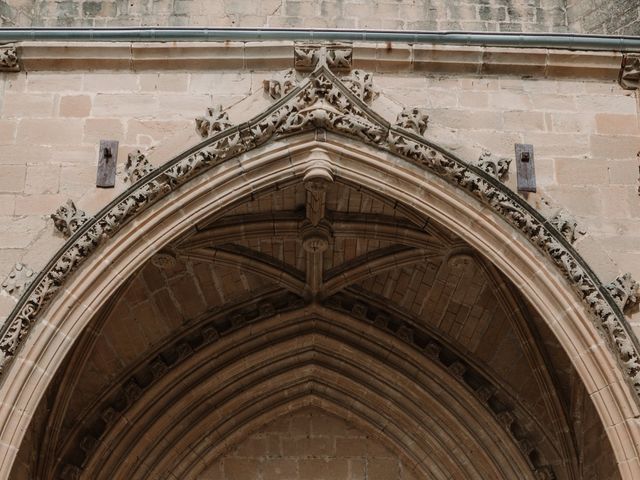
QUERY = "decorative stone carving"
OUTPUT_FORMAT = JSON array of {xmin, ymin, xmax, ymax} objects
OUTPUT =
[
  {"xmin": 80, "ymin": 435, "xmax": 98, "ymax": 454},
  {"xmin": 1, "ymin": 263, "xmax": 36, "ymax": 298},
  {"xmin": 124, "ymin": 150, "xmax": 154, "ymax": 184},
  {"xmin": 424, "ymin": 341, "xmax": 441, "ymax": 360},
  {"xmin": 123, "ymin": 379, "xmax": 142, "ymax": 404},
  {"xmin": 606, "ymin": 273, "xmax": 639, "ymax": 312},
  {"xmin": 151, "ymin": 250, "xmax": 177, "ymax": 270},
  {"xmin": 0, "ymin": 47, "xmax": 19, "ymax": 71},
  {"xmin": 195, "ymin": 105, "xmax": 233, "ymax": 138},
  {"xmin": 396, "ymin": 325, "xmax": 414, "ymax": 342},
  {"xmin": 448, "ymin": 361, "xmax": 466, "ymax": 378},
  {"xmin": 326, "ymin": 48, "xmax": 352, "ymax": 70},
  {"xmin": 294, "ymin": 46, "xmax": 319, "ymax": 70},
  {"xmin": 475, "ymin": 385, "xmax": 495, "ymax": 403},
  {"xmin": 395, "ymin": 107, "xmax": 429, "ymax": 136},
  {"xmin": 51, "ymin": 200, "xmax": 89, "ymax": 238},
  {"xmin": 263, "ymin": 69, "xmax": 297, "ymax": 99},
  {"xmin": 149, "ymin": 357, "xmax": 169, "ymax": 380},
  {"xmin": 497, "ymin": 410, "xmax": 515, "ymax": 430},
  {"xmin": 2, "ymin": 59, "xmax": 640, "ymax": 410},
  {"xmin": 301, "ymin": 220, "xmax": 331, "ymax": 254},
  {"xmin": 101, "ymin": 406, "xmax": 117, "ymax": 425},
  {"xmin": 474, "ymin": 150, "xmax": 510, "ymax": 181},
  {"xmin": 620, "ymin": 54, "xmax": 640, "ymax": 90},
  {"xmin": 534, "ymin": 466, "xmax": 555, "ymax": 480},
  {"xmin": 341, "ymin": 69, "xmax": 375, "ymax": 103},
  {"xmin": 295, "ymin": 44, "xmax": 353, "ymax": 72},
  {"xmin": 60, "ymin": 464, "xmax": 81, "ymax": 480},
  {"xmin": 548, "ymin": 209, "xmax": 578, "ymax": 244}
]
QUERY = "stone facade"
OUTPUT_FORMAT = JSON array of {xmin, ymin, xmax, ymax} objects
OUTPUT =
[
  {"xmin": 1, "ymin": 6, "xmax": 640, "ymax": 480},
  {"xmin": 1, "ymin": 0, "xmax": 638, "ymax": 34}
]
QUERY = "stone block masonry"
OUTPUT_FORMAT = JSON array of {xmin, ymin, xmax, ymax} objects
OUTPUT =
[
  {"xmin": 0, "ymin": 0, "xmax": 609, "ymax": 33},
  {"xmin": 199, "ymin": 407, "xmax": 420, "ymax": 479}
]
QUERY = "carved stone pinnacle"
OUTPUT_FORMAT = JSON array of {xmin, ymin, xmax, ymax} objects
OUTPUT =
[
  {"xmin": 620, "ymin": 55, "xmax": 640, "ymax": 90},
  {"xmin": 606, "ymin": 273, "xmax": 639, "ymax": 312},
  {"xmin": 0, "ymin": 47, "xmax": 19, "ymax": 72},
  {"xmin": 395, "ymin": 107, "xmax": 429, "ymax": 136},
  {"xmin": 1, "ymin": 263, "xmax": 36, "ymax": 298},
  {"xmin": 548, "ymin": 209, "xmax": 578, "ymax": 244},
  {"xmin": 474, "ymin": 150, "xmax": 511, "ymax": 181},
  {"xmin": 51, "ymin": 200, "xmax": 89, "ymax": 238},
  {"xmin": 263, "ymin": 69, "xmax": 297, "ymax": 100},
  {"xmin": 125, "ymin": 150, "xmax": 154, "ymax": 184},
  {"xmin": 341, "ymin": 69, "xmax": 376, "ymax": 103},
  {"xmin": 195, "ymin": 105, "xmax": 233, "ymax": 138}
]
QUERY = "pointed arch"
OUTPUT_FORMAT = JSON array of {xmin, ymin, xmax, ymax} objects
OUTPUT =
[{"xmin": 0, "ymin": 65, "xmax": 638, "ymax": 478}]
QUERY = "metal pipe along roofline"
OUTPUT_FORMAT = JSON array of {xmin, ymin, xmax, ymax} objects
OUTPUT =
[{"xmin": 0, "ymin": 27, "xmax": 639, "ymax": 52}]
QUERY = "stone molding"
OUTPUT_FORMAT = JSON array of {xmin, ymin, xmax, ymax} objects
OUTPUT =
[
  {"xmin": 0, "ymin": 46, "xmax": 19, "ymax": 72},
  {"xmin": 14, "ymin": 41, "xmax": 623, "ymax": 81},
  {"xmin": 1, "ymin": 60, "xmax": 640, "ymax": 407},
  {"xmin": 60, "ymin": 296, "xmax": 553, "ymax": 478},
  {"xmin": 619, "ymin": 54, "xmax": 640, "ymax": 90}
]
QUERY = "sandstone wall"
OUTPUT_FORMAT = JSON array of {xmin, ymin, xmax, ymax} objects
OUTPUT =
[
  {"xmin": 2, "ymin": 0, "xmax": 640, "ymax": 34},
  {"xmin": 0, "ymin": 0, "xmax": 568, "ymax": 32},
  {"xmin": 567, "ymin": 0, "xmax": 640, "ymax": 35}
]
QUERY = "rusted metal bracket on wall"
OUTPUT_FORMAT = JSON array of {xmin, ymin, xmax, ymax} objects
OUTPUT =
[
  {"xmin": 515, "ymin": 143, "xmax": 536, "ymax": 193},
  {"xmin": 97, "ymin": 140, "xmax": 118, "ymax": 188}
]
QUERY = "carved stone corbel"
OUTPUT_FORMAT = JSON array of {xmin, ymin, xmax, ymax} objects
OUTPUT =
[
  {"xmin": 124, "ymin": 150, "xmax": 154, "ymax": 184},
  {"xmin": 474, "ymin": 150, "xmax": 511, "ymax": 181},
  {"xmin": 195, "ymin": 105, "xmax": 233, "ymax": 138},
  {"xmin": 0, "ymin": 47, "xmax": 19, "ymax": 72},
  {"xmin": 548, "ymin": 209, "xmax": 578, "ymax": 244},
  {"xmin": 263, "ymin": 69, "xmax": 297, "ymax": 100},
  {"xmin": 326, "ymin": 47, "xmax": 352, "ymax": 71},
  {"xmin": 294, "ymin": 45, "xmax": 319, "ymax": 71},
  {"xmin": 606, "ymin": 273, "xmax": 639, "ymax": 312},
  {"xmin": 395, "ymin": 107, "xmax": 429, "ymax": 136},
  {"xmin": 619, "ymin": 55, "xmax": 640, "ymax": 90},
  {"xmin": 51, "ymin": 200, "xmax": 89, "ymax": 238},
  {"xmin": 1, "ymin": 263, "xmax": 36, "ymax": 298},
  {"xmin": 295, "ymin": 44, "xmax": 353, "ymax": 72}
]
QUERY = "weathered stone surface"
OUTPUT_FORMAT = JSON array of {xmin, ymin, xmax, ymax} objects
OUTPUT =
[
  {"xmin": 1, "ymin": 263, "xmax": 36, "ymax": 299},
  {"xmin": 620, "ymin": 55, "xmax": 640, "ymax": 90},
  {"xmin": 195, "ymin": 105, "xmax": 232, "ymax": 138},
  {"xmin": 124, "ymin": 150, "xmax": 154, "ymax": 184},
  {"xmin": 4, "ymin": 0, "xmax": 628, "ymax": 34},
  {"xmin": 51, "ymin": 199, "xmax": 89, "ymax": 238},
  {"xmin": 0, "ymin": 47, "xmax": 18, "ymax": 72}
]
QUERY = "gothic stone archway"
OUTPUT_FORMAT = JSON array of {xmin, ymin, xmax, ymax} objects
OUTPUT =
[{"xmin": 2, "ymin": 59, "xmax": 640, "ymax": 479}]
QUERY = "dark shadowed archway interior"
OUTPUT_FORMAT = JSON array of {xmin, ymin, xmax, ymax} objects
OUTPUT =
[{"xmin": 12, "ymin": 174, "xmax": 619, "ymax": 480}]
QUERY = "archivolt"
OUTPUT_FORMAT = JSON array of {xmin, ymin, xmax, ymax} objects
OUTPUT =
[
  {"xmin": 0, "ymin": 65, "xmax": 638, "ymax": 477},
  {"xmin": 77, "ymin": 310, "xmax": 535, "ymax": 480}
]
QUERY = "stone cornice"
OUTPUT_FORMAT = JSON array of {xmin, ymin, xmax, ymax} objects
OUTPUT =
[{"xmin": 9, "ymin": 40, "xmax": 624, "ymax": 81}]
